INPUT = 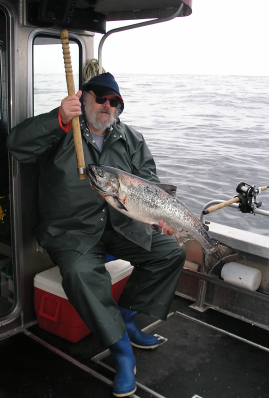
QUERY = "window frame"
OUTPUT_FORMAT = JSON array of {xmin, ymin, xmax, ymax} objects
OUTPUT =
[{"xmin": 28, "ymin": 29, "xmax": 86, "ymax": 118}]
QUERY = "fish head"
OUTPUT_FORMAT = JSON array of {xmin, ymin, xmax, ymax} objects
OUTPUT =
[{"xmin": 86, "ymin": 164, "xmax": 120, "ymax": 196}]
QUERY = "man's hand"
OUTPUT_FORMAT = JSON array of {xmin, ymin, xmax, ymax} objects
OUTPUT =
[
  {"xmin": 151, "ymin": 220, "xmax": 174, "ymax": 235},
  {"xmin": 60, "ymin": 90, "xmax": 82, "ymax": 125},
  {"xmin": 158, "ymin": 220, "xmax": 174, "ymax": 235}
]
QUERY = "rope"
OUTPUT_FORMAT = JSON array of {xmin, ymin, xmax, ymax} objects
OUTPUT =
[{"xmin": 83, "ymin": 59, "xmax": 106, "ymax": 83}]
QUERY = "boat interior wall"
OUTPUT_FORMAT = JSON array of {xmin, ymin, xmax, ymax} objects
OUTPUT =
[{"xmin": 0, "ymin": 2, "xmax": 19, "ymax": 332}]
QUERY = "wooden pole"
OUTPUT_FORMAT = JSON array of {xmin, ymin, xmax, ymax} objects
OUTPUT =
[{"xmin": 60, "ymin": 29, "xmax": 86, "ymax": 180}]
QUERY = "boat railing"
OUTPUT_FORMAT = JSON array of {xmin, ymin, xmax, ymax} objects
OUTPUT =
[{"xmin": 200, "ymin": 199, "xmax": 269, "ymax": 225}]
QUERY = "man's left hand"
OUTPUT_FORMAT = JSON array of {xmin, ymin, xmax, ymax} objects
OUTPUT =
[{"xmin": 151, "ymin": 220, "xmax": 173, "ymax": 235}]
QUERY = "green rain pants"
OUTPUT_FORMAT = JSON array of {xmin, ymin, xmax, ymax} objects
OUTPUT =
[{"xmin": 49, "ymin": 230, "xmax": 186, "ymax": 347}]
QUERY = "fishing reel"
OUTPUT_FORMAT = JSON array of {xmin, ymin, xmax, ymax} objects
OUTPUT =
[
  {"xmin": 235, "ymin": 182, "xmax": 263, "ymax": 214},
  {"xmin": 202, "ymin": 181, "xmax": 268, "ymax": 216}
]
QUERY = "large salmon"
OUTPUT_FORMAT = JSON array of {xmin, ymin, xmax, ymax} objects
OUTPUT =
[{"xmin": 86, "ymin": 164, "xmax": 237, "ymax": 274}]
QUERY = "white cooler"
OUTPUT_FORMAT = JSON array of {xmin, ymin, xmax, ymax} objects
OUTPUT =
[{"xmin": 34, "ymin": 260, "xmax": 133, "ymax": 343}]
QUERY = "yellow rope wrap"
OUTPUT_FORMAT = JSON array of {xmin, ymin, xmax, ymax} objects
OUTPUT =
[{"xmin": 83, "ymin": 59, "xmax": 106, "ymax": 83}]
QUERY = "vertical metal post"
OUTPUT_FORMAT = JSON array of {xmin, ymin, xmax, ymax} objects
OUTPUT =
[{"xmin": 190, "ymin": 280, "xmax": 208, "ymax": 312}]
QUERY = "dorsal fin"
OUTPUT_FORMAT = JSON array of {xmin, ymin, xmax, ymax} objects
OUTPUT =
[{"xmin": 156, "ymin": 184, "xmax": 177, "ymax": 196}]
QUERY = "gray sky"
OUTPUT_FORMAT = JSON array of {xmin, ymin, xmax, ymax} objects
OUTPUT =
[
  {"xmin": 94, "ymin": 0, "xmax": 269, "ymax": 76},
  {"xmin": 34, "ymin": 0, "xmax": 269, "ymax": 77}
]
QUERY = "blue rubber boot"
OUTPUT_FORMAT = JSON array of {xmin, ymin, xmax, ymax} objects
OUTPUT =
[
  {"xmin": 109, "ymin": 332, "xmax": 137, "ymax": 397},
  {"xmin": 119, "ymin": 306, "xmax": 159, "ymax": 349}
]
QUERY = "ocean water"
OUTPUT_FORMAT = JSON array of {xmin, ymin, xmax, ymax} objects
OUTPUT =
[{"xmin": 34, "ymin": 73, "xmax": 269, "ymax": 236}]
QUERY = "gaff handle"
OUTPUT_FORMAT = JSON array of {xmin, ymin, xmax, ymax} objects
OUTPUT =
[{"xmin": 60, "ymin": 29, "xmax": 86, "ymax": 180}]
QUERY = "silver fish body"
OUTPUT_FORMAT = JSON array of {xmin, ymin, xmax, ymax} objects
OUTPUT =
[{"xmin": 86, "ymin": 165, "xmax": 237, "ymax": 273}]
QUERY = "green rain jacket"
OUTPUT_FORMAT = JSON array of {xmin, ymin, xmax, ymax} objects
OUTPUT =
[{"xmin": 7, "ymin": 108, "xmax": 160, "ymax": 254}]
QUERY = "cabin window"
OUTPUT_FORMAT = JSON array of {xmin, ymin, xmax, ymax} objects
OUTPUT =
[{"xmin": 33, "ymin": 35, "xmax": 81, "ymax": 116}]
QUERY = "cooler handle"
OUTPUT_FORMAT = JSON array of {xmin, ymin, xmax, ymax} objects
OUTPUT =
[{"xmin": 39, "ymin": 294, "xmax": 62, "ymax": 322}]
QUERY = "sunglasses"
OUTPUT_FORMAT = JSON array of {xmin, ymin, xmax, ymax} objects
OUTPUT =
[{"xmin": 89, "ymin": 92, "xmax": 120, "ymax": 108}]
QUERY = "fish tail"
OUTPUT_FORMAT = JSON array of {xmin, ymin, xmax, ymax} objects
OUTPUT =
[{"xmin": 203, "ymin": 242, "xmax": 238, "ymax": 274}]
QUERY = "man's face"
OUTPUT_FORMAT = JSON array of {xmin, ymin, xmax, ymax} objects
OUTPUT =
[{"xmin": 83, "ymin": 90, "xmax": 118, "ymax": 133}]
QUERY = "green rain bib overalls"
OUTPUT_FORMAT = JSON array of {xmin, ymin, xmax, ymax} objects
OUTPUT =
[{"xmin": 7, "ymin": 108, "xmax": 186, "ymax": 347}]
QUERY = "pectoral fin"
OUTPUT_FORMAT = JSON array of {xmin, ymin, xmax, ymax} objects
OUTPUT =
[
  {"xmin": 174, "ymin": 230, "xmax": 194, "ymax": 246},
  {"xmin": 112, "ymin": 196, "xmax": 128, "ymax": 211}
]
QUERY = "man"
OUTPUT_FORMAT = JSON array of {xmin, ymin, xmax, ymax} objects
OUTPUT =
[{"xmin": 7, "ymin": 73, "xmax": 186, "ymax": 397}]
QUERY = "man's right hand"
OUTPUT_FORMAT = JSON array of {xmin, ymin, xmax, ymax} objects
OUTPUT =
[{"xmin": 60, "ymin": 90, "xmax": 82, "ymax": 125}]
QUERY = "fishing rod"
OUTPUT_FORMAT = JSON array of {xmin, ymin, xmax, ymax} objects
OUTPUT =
[{"xmin": 203, "ymin": 182, "xmax": 269, "ymax": 215}]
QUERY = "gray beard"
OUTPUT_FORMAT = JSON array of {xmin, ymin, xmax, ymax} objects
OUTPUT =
[{"xmin": 84, "ymin": 102, "xmax": 119, "ymax": 132}]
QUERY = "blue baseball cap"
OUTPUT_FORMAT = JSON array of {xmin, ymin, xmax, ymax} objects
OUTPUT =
[{"xmin": 82, "ymin": 72, "xmax": 124, "ymax": 114}]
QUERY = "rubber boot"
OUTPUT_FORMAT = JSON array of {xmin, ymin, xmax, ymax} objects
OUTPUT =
[
  {"xmin": 119, "ymin": 306, "xmax": 159, "ymax": 349},
  {"xmin": 109, "ymin": 332, "xmax": 137, "ymax": 397}
]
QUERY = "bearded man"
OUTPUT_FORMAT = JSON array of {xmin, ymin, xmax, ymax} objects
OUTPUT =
[{"xmin": 7, "ymin": 73, "xmax": 186, "ymax": 397}]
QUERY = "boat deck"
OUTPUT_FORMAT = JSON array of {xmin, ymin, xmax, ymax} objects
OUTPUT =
[{"xmin": 1, "ymin": 295, "xmax": 269, "ymax": 398}]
